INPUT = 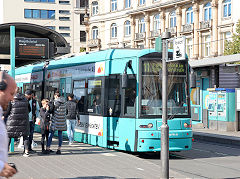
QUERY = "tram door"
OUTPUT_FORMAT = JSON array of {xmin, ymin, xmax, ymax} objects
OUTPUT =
[{"xmin": 60, "ymin": 78, "xmax": 66, "ymax": 98}]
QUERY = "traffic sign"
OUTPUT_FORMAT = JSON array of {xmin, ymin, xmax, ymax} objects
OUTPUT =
[
  {"xmin": 155, "ymin": 36, "xmax": 162, "ymax": 53},
  {"xmin": 173, "ymin": 36, "xmax": 186, "ymax": 61}
]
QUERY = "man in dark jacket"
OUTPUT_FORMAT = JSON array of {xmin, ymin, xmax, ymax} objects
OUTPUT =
[
  {"xmin": 66, "ymin": 94, "xmax": 78, "ymax": 145},
  {"xmin": 5, "ymin": 92, "xmax": 30, "ymax": 157},
  {"xmin": 25, "ymin": 90, "xmax": 40, "ymax": 153}
]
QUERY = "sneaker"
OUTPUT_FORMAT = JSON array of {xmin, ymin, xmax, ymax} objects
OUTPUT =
[
  {"xmin": 49, "ymin": 149, "xmax": 54, "ymax": 153},
  {"xmin": 23, "ymin": 152, "xmax": 30, "ymax": 157},
  {"xmin": 56, "ymin": 150, "xmax": 61, "ymax": 155}
]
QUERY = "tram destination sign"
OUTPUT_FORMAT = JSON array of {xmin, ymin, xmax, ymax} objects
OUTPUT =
[{"xmin": 16, "ymin": 38, "xmax": 49, "ymax": 59}]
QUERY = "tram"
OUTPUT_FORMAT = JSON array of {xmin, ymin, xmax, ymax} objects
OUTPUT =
[{"xmin": 15, "ymin": 49, "xmax": 192, "ymax": 152}]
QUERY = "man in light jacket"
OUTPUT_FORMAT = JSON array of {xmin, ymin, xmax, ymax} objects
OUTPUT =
[{"xmin": 0, "ymin": 71, "xmax": 17, "ymax": 178}]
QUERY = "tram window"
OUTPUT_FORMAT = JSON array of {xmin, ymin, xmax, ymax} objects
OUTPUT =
[
  {"xmin": 123, "ymin": 78, "xmax": 136, "ymax": 116},
  {"xmin": 107, "ymin": 77, "xmax": 121, "ymax": 117},
  {"xmin": 141, "ymin": 60, "xmax": 188, "ymax": 116},
  {"xmin": 46, "ymin": 81, "xmax": 59, "ymax": 100},
  {"xmin": 73, "ymin": 80, "xmax": 86, "ymax": 114},
  {"xmin": 87, "ymin": 79, "xmax": 102, "ymax": 115}
]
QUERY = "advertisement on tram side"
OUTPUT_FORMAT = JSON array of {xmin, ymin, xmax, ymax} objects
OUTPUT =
[{"xmin": 75, "ymin": 115, "xmax": 103, "ymax": 136}]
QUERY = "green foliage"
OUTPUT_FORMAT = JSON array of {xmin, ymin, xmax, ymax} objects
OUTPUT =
[
  {"xmin": 224, "ymin": 20, "xmax": 240, "ymax": 55},
  {"xmin": 80, "ymin": 47, "xmax": 86, "ymax": 52}
]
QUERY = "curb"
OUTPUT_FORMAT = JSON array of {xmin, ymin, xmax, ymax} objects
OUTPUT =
[{"xmin": 193, "ymin": 132, "xmax": 240, "ymax": 147}]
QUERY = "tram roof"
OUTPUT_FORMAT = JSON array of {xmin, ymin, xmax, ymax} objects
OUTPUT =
[
  {"xmin": 46, "ymin": 49, "xmax": 165, "ymax": 70},
  {"xmin": 15, "ymin": 48, "xmax": 176, "ymax": 74},
  {"xmin": 15, "ymin": 62, "xmax": 44, "ymax": 75}
]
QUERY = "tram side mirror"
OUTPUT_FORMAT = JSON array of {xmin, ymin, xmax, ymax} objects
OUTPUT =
[
  {"xmin": 122, "ymin": 72, "xmax": 128, "ymax": 89},
  {"xmin": 190, "ymin": 72, "xmax": 196, "ymax": 88}
]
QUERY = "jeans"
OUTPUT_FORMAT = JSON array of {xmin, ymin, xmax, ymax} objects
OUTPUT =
[
  {"xmin": 28, "ymin": 121, "xmax": 35, "ymax": 150},
  {"xmin": 47, "ymin": 130, "xmax": 63, "ymax": 148},
  {"xmin": 67, "ymin": 119, "xmax": 76, "ymax": 143}
]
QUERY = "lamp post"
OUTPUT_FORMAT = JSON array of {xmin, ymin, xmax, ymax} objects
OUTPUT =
[{"xmin": 161, "ymin": 32, "xmax": 171, "ymax": 179}]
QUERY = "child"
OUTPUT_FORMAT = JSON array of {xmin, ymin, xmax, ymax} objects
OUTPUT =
[{"xmin": 40, "ymin": 99, "xmax": 50, "ymax": 154}]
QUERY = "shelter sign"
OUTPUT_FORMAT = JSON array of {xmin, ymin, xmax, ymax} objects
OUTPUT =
[
  {"xmin": 173, "ymin": 36, "xmax": 186, "ymax": 61},
  {"xmin": 16, "ymin": 37, "xmax": 49, "ymax": 59}
]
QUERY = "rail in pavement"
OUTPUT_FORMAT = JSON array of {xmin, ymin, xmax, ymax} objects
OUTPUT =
[{"xmin": 8, "ymin": 133, "xmax": 187, "ymax": 179}]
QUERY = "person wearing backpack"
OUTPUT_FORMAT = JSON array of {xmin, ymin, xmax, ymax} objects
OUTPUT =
[
  {"xmin": 66, "ymin": 94, "xmax": 78, "ymax": 145},
  {"xmin": 46, "ymin": 91, "xmax": 67, "ymax": 155}
]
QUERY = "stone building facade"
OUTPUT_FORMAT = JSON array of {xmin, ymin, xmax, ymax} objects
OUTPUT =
[{"xmin": 85, "ymin": 0, "xmax": 239, "ymax": 60}]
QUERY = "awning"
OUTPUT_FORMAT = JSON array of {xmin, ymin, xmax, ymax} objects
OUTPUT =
[{"xmin": 189, "ymin": 54, "xmax": 240, "ymax": 68}]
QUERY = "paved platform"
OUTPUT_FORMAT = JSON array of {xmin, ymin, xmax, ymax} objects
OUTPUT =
[
  {"xmin": 193, "ymin": 127, "xmax": 240, "ymax": 146},
  {"xmin": 8, "ymin": 133, "xmax": 186, "ymax": 179}
]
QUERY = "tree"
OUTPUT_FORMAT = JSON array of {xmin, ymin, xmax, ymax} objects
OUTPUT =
[{"xmin": 224, "ymin": 20, "xmax": 240, "ymax": 55}]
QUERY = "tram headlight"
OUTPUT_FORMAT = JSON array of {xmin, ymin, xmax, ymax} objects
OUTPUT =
[
  {"xmin": 139, "ymin": 123, "xmax": 153, "ymax": 128},
  {"xmin": 184, "ymin": 122, "xmax": 191, "ymax": 128},
  {"xmin": 148, "ymin": 123, "xmax": 153, "ymax": 128}
]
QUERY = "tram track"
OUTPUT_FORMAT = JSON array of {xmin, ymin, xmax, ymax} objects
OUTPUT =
[{"xmin": 133, "ymin": 140, "xmax": 240, "ymax": 178}]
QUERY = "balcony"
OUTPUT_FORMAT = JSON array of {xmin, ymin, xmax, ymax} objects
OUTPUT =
[
  {"xmin": 200, "ymin": 20, "xmax": 212, "ymax": 30},
  {"xmin": 87, "ymin": 39, "xmax": 101, "ymax": 48},
  {"xmin": 149, "ymin": 30, "xmax": 161, "ymax": 39},
  {"xmin": 166, "ymin": 27, "xmax": 177, "ymax": 35},
  {"xmin": 181, "ymin": 24, "xmax": 193, "ymax": 34},
  {"xmin": 134, "ymin": 32, "xmax": 146, "ymax": 41}
]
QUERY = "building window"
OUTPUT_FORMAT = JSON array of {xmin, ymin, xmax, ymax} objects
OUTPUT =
[
  {"xmin": 125, "ymin": 0, "xmax": 131, "ymax": 8},
  {"xmin": 92, "ymin": 1, "xmax": 98, "ymax": 16},
  {"xmin": 170, "ymin": 11, "xmax": 176, "ymax": 27},
  {"xmin": 124, "ymin": 20, "xmax": 131, "ymax": 36},
  {"xmin": 154, "ymin": 14, "xmax": 160, "ymax": 31},
  {"xmin": 60, "ymin": 33, "xmax": 70, "ymax": 37},
  {"xmin": 139, "ymin": 18, "xmax": 145, "ymax": 33},
  {"xmin": 186, "ymin": 38, "xmax": 193, "ymax": 58},
  {"xmin": 46, "ymin": 26, "xmax": 55, "ymax": 30},
  {"xmin": 59, "ymin": 1, "xmax": 70, "ymax": 4},
  {"xmin": 24, "ymin": 0, "xmax": 55, "ymax": 2},
  {"xmin": 203, "ymin": 35, "xmax": 211, "ymax": 57},
  {"xmin": 76, "ymin": 0, "xmax": 88, "ymax": 8},
  {"xmin": 59, "ymin": 10, "xmax": 70, "ymax": 14},
  {"xmin": 80, "ymin": 31, "xmax": 86, "ymax": 42},
  {"xmin": 92, "ymin": 26, "xmax": 98, "ymax": 39},
  {"xmin": 186, "ymin": 7, "xmax": 193, "ymax": 24},
  {"xmin": 59, "ymin": 26, "xmax": 70, "ymax": 30},
  {"xmin": 59, "ymin": 16, "xmax": 70, "ymax": 20},
  {"xmin": 111, "ymin": 0, "xmax": 117, "ymax": 11},
  {"xmin": 204, "ymin": 2, "xmax": 212, "ymax": 21},
  {"xmin": 139, "ymin": 0, "xmax": 145, "ymax": 6},
  {"xmin": 33, "ymin": 9, "xmax": 40, "ymax": 18},
  {"xmin": 24, "ymin": 9, "xmax": 55, "ymax": 19},
  {"xmin": 223, "ymin": 0, "xmax": 231, "ymax": 18},
  {"xmin": 222, "ymin": 31, "xmax": 231, "ymax": 53},
  {"xmin": 111, "ymin": 23, "xmax": 117, "ymax": 38},
  {"xmin": 80, "ymin": 14, "xmax": 84, "ymax": 25}
]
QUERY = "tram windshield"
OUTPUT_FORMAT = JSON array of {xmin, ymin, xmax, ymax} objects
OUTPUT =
[{"xmin": 141, "ymin": 60, "xmax": 188, "ymax": 116}]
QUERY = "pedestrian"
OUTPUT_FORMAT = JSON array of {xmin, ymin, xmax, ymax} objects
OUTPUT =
[
  {"xmin": 25, "ymin": 89, "xmax": 40, "ymax": 153},
  {"xmin": 39, "ymin": 99, "xmax": 50, "ymax": 154},
  {"xmin": 5, "ymin": 90, "xmax": 30, "ymax": 157},
  {"xmin": 0, "ymin": 71, "xmax": 17, "ymax": 178},
  {"xmin": 46, "ymin": 91, "xmax": 67, "ymax": 155},
  {"xmin": 66, "ymin": 94, "xmax": 78, "ymax": 145}
]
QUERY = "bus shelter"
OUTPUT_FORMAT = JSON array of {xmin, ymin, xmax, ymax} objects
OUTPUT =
[{"xmin": 0, "ymin": 22, "xmax": 70, "ymax": 67}]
